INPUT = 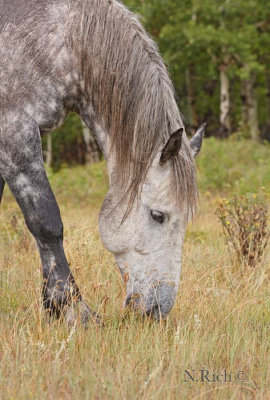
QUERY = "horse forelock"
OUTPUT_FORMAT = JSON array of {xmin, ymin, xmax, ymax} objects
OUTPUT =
[{"xmin": 69, "ymin": 0, "xmax": 197, "ymax": 217}]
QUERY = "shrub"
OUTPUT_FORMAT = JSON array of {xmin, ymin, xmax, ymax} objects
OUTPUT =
[{"xmin": 216, "ymin": 192, "xmax": 269, "ymax": 267}]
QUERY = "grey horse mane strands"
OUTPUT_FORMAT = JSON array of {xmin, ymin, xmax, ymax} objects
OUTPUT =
[{"xmin": 69, "ymin": 0, "xmax": 198, "ymax": 216}]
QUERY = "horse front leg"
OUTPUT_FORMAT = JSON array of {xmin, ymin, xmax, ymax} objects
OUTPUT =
[{"xmin": 0, "ymin": 119, "xmax": 100, "ymax": 326}]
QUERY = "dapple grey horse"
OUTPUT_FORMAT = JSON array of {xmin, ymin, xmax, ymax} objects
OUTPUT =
[{"xmin": 0, "ymin": 0, "xmax": 205, "ymax": 323}]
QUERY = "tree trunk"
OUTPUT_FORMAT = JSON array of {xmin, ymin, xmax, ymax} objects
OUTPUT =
[
  {"xmin": 219, "ymin": 65, "xmax": 231, "ymax": 137},
  {"xmin": 81, "ymin": 122, "xmax": 101, "ymax": 164},
  {"xmin": 240, "ymin": 80, "xmax": 249, "ymax": 134},
  {"xmin": 262, "ymin": 70, "xmax": 270, "ymax": 140},
  {"xmin": 266, "ymin": 70, "xmax": 270, "ymax": 126},
  {"xmin": 246, "ymin": 73, "xmax": 259, "ymax": 140},
  {"xmin": 46, "ymin": 133, "xmax": 53, "ymax": 168},
  {"xmin": 185, "ymin": 67, "xmax": 198, "ymax": 130}
]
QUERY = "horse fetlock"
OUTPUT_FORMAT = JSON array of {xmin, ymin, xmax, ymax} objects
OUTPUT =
[
  {"xmin": 42, "ymin": 280, "xmax": 102, "ymax": 326},
  {"xmin": 42, "ymin": 279, "xmax": 80, "ymax": 317}
]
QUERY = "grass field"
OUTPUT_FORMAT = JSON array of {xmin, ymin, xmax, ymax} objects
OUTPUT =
[{"xmin": 0, "ymin": 138, "xmax": 270, "ymax": 399}]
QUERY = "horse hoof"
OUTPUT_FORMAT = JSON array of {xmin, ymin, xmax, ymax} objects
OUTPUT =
[{"xmin": 65, "ymin": 301, "xmax": 104, "ymax": 328}]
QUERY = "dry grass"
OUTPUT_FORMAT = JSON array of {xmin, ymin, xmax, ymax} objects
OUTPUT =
[{"xmin": 0, "ymin": 160, "xmax": 269, "ymax": 399}]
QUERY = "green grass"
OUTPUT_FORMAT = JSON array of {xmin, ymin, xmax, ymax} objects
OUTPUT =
[{"xmin": 0, "ymin": 138, "xmax": 269, "ymax": 399}]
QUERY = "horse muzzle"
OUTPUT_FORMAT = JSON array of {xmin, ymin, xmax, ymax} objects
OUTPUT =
[{"xmin": 125, "ymin": 282, "xmax": 177, "ymax": 320}]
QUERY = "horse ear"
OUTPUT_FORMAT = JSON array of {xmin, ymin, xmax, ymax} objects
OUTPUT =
[
  {"xmin": 160, "ymin": 128, "xmax": 183, "ymax": 165},
  {"xmin": 189, "ymin": 123, "xmax": 206, "ymax": 157}
]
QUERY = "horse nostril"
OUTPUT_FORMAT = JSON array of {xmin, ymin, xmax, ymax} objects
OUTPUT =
[{"xmin": 125, "ymin": 295, "xmax": 132, "ymax": 307}]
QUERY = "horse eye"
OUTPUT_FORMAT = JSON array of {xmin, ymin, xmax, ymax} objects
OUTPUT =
[{"xmin": 151, "ymin": 210, "xmax": 165, "ymax": 224}]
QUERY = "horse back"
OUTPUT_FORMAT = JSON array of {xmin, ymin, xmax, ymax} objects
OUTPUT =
[
  {"xmin": 0, "ymin": 0, "xmax": 61, "ymax": 33},
  {"xmin": 0, "ymin": 0, "xmax": 75, "ymax": 133}
]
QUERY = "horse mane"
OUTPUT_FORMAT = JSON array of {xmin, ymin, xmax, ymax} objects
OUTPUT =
[{"xmin": 69, "ymin": 0, "xmax": 198, "ymax": 216}]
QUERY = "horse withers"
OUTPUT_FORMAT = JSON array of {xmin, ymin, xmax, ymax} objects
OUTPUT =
[{"xmin": 0, "ymin": 0, "xmax": 205, "ymax": 324}]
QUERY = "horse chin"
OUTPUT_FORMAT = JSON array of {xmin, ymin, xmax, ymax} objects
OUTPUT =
[{"xmin": 124, "ymin": 297, "xmax": 169, "ymax": 321}]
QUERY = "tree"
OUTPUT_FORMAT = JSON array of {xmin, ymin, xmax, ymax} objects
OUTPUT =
[
  {"xmin": 125, "ymin": 0, "xmax": 269, "ymax": 140},
  {"xmin": 81, "ymin": 121, "xmax": 101, "ymax": 164}
]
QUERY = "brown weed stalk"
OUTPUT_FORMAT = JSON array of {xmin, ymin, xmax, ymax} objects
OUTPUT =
[{"xmin": 216, "ymin": 193, "xmax": 270, "ymax": 267}]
